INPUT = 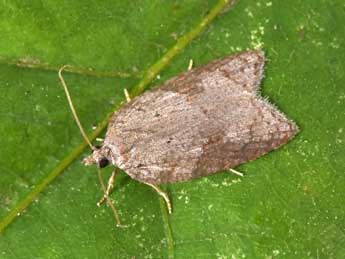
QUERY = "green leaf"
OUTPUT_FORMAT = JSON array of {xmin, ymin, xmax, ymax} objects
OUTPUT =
[{"xmin": 0, "ymin": 0, "xmax": 344, "ymax": 258}]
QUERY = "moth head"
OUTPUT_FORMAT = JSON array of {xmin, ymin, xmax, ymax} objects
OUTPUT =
[{"xmin": 83, "ymin": 146, "xmax": 111, "ymax": 168}]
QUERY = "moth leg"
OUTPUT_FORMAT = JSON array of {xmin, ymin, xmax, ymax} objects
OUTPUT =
[
  {"xmin": 229, "ymin": 168, "xmax": 244, "ymax": 177},
  {"xmin": 188, "ymin": 59, "xmax": 193, "ymax": 71},
  {"xmin": 124, "ymin": 88, "xmax": 131, "ymax": 103},
  {"xmin": 96, "ymin": 137, "xmax": 104, "ymax": 143},
  {"xmin": 145, "ymin": 183, "xmax": 172, "ymax": 214},
  {"xmin": 97, "ymin": 168, "xmax": 124, "ymax": 227},
  {"xmin": 97, "ymin": 170, "xmax": 116, "ymax": 207}
]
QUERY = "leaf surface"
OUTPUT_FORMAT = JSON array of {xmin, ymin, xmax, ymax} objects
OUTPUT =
[{"xmin": 0, "ymin": 0, "xmax": 344, "ymax": 258}]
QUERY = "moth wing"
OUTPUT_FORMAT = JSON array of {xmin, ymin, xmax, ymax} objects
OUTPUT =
[{"xmin": 105, "ymin": 51, "xmax": 297, "ymax": 184}]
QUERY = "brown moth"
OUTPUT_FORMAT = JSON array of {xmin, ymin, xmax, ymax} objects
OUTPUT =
[{"xmin": 59, "ymin": 50, "xmax": 298, "ymax": 226}]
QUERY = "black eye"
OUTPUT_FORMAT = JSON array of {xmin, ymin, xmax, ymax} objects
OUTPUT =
[{"xmin": 99, "ymin": 157, "xmax": 109, "ymax": 168}]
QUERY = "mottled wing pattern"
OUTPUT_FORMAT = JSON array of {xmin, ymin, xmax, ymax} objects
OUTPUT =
[{"xmin": 104, "ymin": 51, "xmax": 298, "ymax": 184}]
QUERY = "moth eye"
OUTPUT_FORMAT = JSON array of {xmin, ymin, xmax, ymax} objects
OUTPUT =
[{"xmin": 99, "ymin": 157, "xmax": 109, "ymax": 168}]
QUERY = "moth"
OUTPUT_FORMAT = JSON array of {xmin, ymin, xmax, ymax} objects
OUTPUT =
[{"xmin": 59, "ymin": 50, "xmax": 298, "ymax": 226}]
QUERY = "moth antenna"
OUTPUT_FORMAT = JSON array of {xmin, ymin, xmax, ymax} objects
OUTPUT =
[
  {"xmin": 97, "ymin": 167, "xmax": 123, "ymax": 227},
  {"xmin": 58, "ymin": 66, "xmax": 96, "ymax": 151}
]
